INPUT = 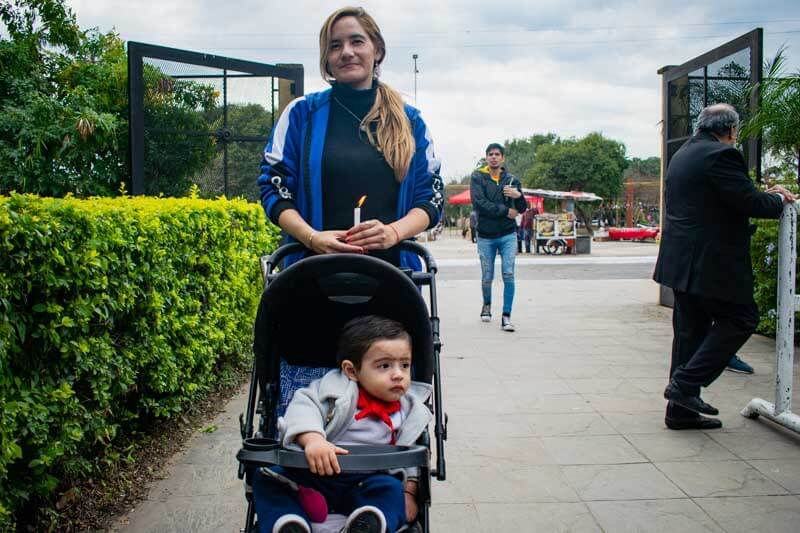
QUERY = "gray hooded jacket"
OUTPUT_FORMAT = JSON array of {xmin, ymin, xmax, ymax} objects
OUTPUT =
[{"xmin": 277, "ymin": 369, "xmax": 433, "ymax": 480}]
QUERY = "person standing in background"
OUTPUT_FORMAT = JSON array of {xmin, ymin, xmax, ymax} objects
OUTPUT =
[
  {"xmin": 469, "ymin": 210, "xmax": 478, "ymax": 243},
  {"xmin": 520, "ymin": 203, "xmax": 537, "ymax": 254},
  {"xmin": 471, "ymin": 143, "xmax": 527, "ymax": 332}
]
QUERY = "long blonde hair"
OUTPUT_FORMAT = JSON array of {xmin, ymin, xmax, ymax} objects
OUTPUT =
[{"xmin": 319, "ymin": 7, "xmax": 415, "ymax": 181}]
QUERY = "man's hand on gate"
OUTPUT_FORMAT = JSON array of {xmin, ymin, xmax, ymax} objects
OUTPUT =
[
  {"xmin": 766, "ymin": 185, "xmax": 797, "ymax": 204},
  {"xmin": 507, "ymin": 208, "xmax": 519, "ymax": 219}
]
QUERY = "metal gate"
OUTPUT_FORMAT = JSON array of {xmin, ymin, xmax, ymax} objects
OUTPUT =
[
  {"xmin": 127, "ymin": 42, "xmax": 303, "ymax": 200},
  {"xmin": 658, "ymin": 29, "xmax": 763, "ymax": 306}
]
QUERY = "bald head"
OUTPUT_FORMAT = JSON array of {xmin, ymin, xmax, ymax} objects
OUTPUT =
[{"xmin": 695, "ymin": 103, "xmax": 739, "ymax": 144}]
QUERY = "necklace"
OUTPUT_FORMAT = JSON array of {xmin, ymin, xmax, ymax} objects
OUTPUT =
[{"xmin": 333, "ymin": 96, "xmax": 368, "ymax": 132}]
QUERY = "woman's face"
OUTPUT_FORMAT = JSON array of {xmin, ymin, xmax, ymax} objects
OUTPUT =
[{"xmin": 326, "ymin": 16, "xmax": 380, "ymax": 89}]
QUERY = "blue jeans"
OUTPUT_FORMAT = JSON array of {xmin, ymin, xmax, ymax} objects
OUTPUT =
[
  {"xmin": 522, "ymin": 229, "xmax": 532, "ymax": 254},
  {"xmin": 252, "ymin": 466, "xmax": 405, "ymax": 532},
  {"xmin": 477, "ymin": 232, "xmax": 517, "ymax": 316}
]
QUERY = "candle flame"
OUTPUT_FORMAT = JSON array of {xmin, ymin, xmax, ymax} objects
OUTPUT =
[{"xmin": 356, "ymin": 195, "xmax": 367, "ymax": 208}]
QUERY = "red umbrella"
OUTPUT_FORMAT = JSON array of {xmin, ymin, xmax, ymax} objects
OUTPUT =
[
  {"xmin": 448, "ymin": 189, "xmax": 544, "ymax": 212},
  {"xmin": 447, "ymin": 189, "xmax": 472, "ymax": 205}
]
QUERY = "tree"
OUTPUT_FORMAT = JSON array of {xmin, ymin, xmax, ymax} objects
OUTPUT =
[
  {"xmin": 523, "ymin": 133, "xmax": 626, "ymax": 233},
  {"xmin": 740, "ymin": 47, "xmax": 800, "ymax": 184},
  {"xmin": 0, "ymin": 0, "xmax": 81, "ymax": 52},
  {"xmin": 0, "ymin": 2, "xmax": 122, "ymax": 196},
  {"xmin": 503, "ymin": 133, "xmax": 557, "ymax": 178},
  {"xmin": 625, "ymin": 156, "xmax": 660, "ymax": 178},
  {"xmin": 525, "ymin": 132, "xmax": 627, "ymax": 199},
  {"xmin": 0, "ymin": 0, "xmax": 218, "ymax": 197}
]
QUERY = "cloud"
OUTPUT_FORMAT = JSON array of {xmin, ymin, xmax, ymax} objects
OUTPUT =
[
  {"xmin": 66, "ymin": 0, "xmax": 800, "ymax": 179},
  {"xmin": 404, "ymin": 54, "xmax": 659, "ymax": 178}
]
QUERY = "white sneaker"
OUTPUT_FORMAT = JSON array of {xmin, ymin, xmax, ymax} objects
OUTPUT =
[
  {"xmin": 342, "ymin": 505, "xmax": 386, "ymax": 533},
  {"xmin": 273, "ymin": 514, "xmax": 311, "ymax": 533},
  {"xmin": 501, "ymin": 315, "xmax": 515, "ymax": 332},
  {"xmin": 480, "ymin": 304, "xmax": 491, "ymax": 322}
]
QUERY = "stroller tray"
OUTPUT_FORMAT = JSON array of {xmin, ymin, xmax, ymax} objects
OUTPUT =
[{"xmin": 238, "ymin": 441, "xmax": 429, "ymax": 471}]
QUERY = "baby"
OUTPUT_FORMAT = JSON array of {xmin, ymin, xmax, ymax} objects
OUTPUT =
[{"xmin": 253, "ymin": 315, "xmax": 432, "ymax": 533}]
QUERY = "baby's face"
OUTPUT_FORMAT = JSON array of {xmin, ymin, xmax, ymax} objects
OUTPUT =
[{"xmin": 352, "ymin": 338, "xmax": 412, "ymax": 402}]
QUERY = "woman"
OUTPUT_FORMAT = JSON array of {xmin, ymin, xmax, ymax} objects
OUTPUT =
[{"xmin": 257, "ymin": 6, "xmax": 443, "ymax": 269}]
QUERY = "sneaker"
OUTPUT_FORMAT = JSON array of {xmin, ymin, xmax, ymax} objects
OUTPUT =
[
  {"xmin": 480, "ymin": 304, "xmax": 491, "ymax": 322},
  {"xmin": 501, "ymin": 315, "xmax": 515, "ymax": 332},
  {"xmin": 273, "ymin": 514, "xmax": 311, "ymax": 533},
  {"xmin": 342, "ymin": 506, "xmax": 386, "ymax": 533},
  {"xmin": 726, "ymin": 355, "xmax": 754, "ymax": 374}
]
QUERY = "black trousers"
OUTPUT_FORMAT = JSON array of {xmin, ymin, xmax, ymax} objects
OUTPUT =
[{"xmin": 667, "ymin": 289, "xmax": 758, "ymax": 418}]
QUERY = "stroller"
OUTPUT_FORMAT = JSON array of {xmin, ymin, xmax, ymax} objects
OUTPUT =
[{"xmin": 237, "ymin": 241, "xmax": 447, "ymax": 532}]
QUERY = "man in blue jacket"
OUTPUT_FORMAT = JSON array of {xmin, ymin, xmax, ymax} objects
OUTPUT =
[{"xmin": 471, "ymin": 143, "xmax": 527, "ymax": 332}]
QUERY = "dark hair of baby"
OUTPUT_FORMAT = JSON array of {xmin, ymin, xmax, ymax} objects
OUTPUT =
[{"xmin": 337, "ymin": 315, "xmax": 411, "ymax": 368}]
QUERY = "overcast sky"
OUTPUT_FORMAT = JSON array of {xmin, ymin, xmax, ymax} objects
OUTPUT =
[{"xmin": 66, "ymin": 0, "xmax": 800, "ymax": 180}]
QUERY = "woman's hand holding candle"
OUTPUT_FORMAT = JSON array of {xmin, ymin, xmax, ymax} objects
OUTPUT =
[
  {"xmin": 346, "ymin": 219, "xmax": 401, "ymax": 250},
  {"xmin": 307, "ymin": 230, "xmax": 364, "ymax": 254}
]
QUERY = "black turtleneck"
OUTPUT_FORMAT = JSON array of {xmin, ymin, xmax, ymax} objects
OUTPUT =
[{"xmin": 323, "ymin": 82, "xmax": 400, "ymax": 265}]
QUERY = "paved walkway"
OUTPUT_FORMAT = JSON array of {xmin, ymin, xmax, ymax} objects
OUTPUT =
[{"xmin": 115, "ymin": 235, "xmax": 800, "ymax": 532}]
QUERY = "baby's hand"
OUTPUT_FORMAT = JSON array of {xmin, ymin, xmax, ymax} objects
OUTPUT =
[{"xmin": 299, "ymin": 432, "xmax": 349, "ymax": 475}]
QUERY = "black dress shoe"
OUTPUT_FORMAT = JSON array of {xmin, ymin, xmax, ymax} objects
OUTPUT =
[
  {"xmin": 665, "ymin": 414, "xmax": 723, "ymax": 430},
  {"xmin": 663, "ymin": 382, "xmax": 719, "ymax": 415}
]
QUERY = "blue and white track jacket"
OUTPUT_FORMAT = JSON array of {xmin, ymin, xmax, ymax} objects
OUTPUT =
[{"xmin": 257, "ymin": 88, "xmax": 443, "ymax": 269}]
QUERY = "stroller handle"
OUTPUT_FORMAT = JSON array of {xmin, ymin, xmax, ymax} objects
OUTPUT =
[
  {"xmin": 237, "ymin": 442, "xmax": 429, "ymax": 471},
  {"xmin": 261, "ymin": 240, "xmax": 438, "ymax": 282},
  {"xmin": 260, "ymin": 242, "xmax": 305, "ymax": 280}
]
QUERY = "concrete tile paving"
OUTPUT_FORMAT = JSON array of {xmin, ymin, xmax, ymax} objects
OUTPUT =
[{"xmin": 115, "ymin": 237, "xmax": 800, "ymax": 532}]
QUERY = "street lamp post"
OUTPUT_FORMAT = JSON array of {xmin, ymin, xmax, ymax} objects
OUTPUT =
[{"xmin": 412, "ymin": 53, "xmax": 419, "ymax": 105}]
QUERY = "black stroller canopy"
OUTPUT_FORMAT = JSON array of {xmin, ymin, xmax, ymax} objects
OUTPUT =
[{"xmin": 253, "ymin": 253, "xmax": 434, "ymax": 387}]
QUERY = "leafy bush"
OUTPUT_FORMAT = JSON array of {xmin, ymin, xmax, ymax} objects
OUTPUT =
[
  {"xmin": 741, "ymin": 47, "xmax": 800, "ymax": 185},
  {"xmin": 0, "ymin": 2, "xmax": 221, "ymax": 198},
  {"xmin": 749, "ymin": 166, "xmax": 800, "ymax": 338},
  {"xmin": 751, "ymin": 210, "xmax": 800, "ymax": 339},
  {"xmin": 742, "ymin": 47, "xmax": 800, "ymax": 338},
  {"xmin": 0, "ymin": 193, "xmax": 279, "ymax": 528},
  {"xmin": 751, "ymin": 217, "xmax": 782, "ymax": 336}
]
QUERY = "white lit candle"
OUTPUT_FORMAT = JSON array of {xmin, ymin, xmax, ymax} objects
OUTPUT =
[{"xmin": 354, "ymin": 195, "xmax": 366, "ymax": 226}]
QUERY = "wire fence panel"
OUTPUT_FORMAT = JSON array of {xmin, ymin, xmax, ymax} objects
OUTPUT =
[{"xmin": 128, "ymin": 42, "xmax": 303, "ymax": 201}]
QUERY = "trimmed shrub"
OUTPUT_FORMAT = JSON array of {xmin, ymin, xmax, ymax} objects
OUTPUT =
[
  {"xmin": 751, "ymin": 214, "xmax": 800, "ymax": 338},
  {"xmin": 0, "ymin": 193, "xmax": 279, "ymax": 528}
]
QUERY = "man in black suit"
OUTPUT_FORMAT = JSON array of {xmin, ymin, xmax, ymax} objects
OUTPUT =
[{"xmin": 654, "ymin": 103, "xmax": 795, "ymax": 430}]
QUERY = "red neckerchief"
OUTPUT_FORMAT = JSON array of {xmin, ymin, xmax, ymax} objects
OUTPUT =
[{"xmin": 354, "ymin": 386, "xmax": 401, "ymax": 444}]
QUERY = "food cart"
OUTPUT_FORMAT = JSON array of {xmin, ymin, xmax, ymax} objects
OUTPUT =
[
  {"xmin": 525, "ymin": 188, "xmax": 602, "ymax": 255},
  {"xmin": 534, "ymin": 212, "xmax": 577, "ymax": 255}
]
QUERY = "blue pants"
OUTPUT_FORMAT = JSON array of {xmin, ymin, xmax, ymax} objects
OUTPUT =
[
  {"xmin": 477, "ymin": 233, "xmax": 517, "ymax": 315},
  {"xmin": 252, "ymin": 466, "xmax": 405, "ymax": 532},
  {"xmin": 522, "ymin": 229, "xmax": 532, "ymax": 254}
]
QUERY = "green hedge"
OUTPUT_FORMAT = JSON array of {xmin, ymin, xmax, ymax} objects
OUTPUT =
[
  {"xmin": 751, "ymin": 214, "xmax": 800, "ymax": 338},
  {"xmin": 0, "ymin": 193, "xmax": 279, "ymax": 528}
]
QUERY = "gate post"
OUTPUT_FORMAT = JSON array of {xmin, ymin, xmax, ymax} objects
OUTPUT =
[
  {"xmin": 128, "ymin": 43, "xmax": 145, "ymax": 195},
  {"xmin": 741, "ymin": 202, "xmax": 800, "ymax": 432}
]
